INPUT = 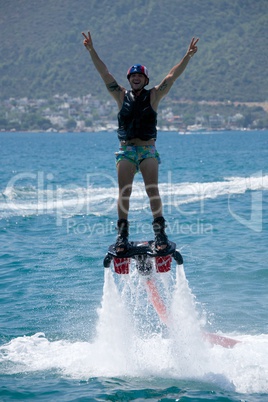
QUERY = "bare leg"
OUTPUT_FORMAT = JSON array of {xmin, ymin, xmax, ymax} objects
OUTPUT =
[
  {"xmin": 117, "ymin": 159, "xmax": 136, "ymax": 220},
  {"xmin": 115, "ymin": 160, "xmax": 136, "ymax": 252},
  {"xmin": 140, "ymin": 158, "xmax": 168, "ymax": 249},
  {"xmin": 139, "ymin": 157, "xmax": 162, "ymax": 218}
]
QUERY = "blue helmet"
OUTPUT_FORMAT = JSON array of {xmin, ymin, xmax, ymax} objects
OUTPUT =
[{"xmin": 127, "ymin": 64, "xmax": 149, "ymax": 85}]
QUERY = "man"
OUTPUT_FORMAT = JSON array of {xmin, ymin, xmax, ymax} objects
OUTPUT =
[{"xmin": 82, "ymin": 31, "xmax": 198, "ymax": 253}]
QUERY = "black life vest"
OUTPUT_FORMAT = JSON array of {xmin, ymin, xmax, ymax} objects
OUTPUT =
[{"xmin": 117, "ymin": 89, "xmax": 157, "ymax": 141}]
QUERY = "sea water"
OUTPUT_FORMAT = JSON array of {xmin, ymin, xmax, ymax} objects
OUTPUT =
[{"xmin": 0, "ymin": 130, "xmax": 268, "ymax": 401}]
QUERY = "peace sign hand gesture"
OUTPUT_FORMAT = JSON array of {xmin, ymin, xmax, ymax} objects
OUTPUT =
[
  {"xmin": 187, "ymin": 37, "xmax": 199, "ymax": 58},
  {"xmin": 82, "ymin": 31, "xmax": 93, "ymax": 52}
]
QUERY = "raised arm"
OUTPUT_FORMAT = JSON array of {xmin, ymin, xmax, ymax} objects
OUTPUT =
[
  {"xmin": 151, "ymin": 38, "xmax": 199, "ymax": 109},
  {"xmin": 82, "ymin": 32, "xmax": 125, "ymax": 106}
]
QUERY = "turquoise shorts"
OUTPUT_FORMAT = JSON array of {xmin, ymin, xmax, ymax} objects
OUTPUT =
[{"xmin": 115, "ymin": 145, "xmax": 161, "ymax": 173}]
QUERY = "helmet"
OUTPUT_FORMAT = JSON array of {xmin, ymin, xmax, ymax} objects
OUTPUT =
[{"xmin": 127, "ymin": 64, "xmax": 149, "ymax": 84}]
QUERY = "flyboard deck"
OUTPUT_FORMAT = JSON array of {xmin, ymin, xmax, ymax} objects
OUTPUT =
[
  {"xmin": 103, "ymin": 240, "xmax": 240, "ymax": 348},
  {"xmin": 103, "ymin": 240, "xmax": 183, "ymax": 275}
]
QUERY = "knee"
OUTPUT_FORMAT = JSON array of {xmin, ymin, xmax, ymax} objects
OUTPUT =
[
  {"xmin": 119, "ymin": 184, "xmax": 133, "ymax": 198},
  {"xmin": 145, "ymin": 184, "xmax": 159, "ymax": 198}
]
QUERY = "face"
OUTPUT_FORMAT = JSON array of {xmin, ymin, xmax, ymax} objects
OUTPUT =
[{"xmin": 129, "ymin": 73, "xmax": 147, "ymax": 91}]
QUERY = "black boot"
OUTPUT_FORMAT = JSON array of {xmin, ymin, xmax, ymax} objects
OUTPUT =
[
  {"xmin": 115, "ymin": 218, "xmax": 130, "ymax": 253},
  {"xmin": 152, "ymin": 216, "xmax": 169, "ymax": 250}
]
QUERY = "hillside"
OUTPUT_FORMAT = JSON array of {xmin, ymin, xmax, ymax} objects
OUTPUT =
[{"xmin": 0, "ymin": 0, "xmax": 267, "ymax": 102}]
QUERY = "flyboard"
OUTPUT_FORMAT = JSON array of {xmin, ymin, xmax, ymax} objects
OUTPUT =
[{"xmin": 103, "ymin": 240, "xmax": 240, "ymax": 348}]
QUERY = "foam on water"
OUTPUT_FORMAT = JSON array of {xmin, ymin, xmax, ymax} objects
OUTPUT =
[
  {"xmin": 1, "ymin": 264, "xmax": 268, "ymax": 394},
  {"xmin": 1, "ymin": 174, "xmax": 268, "ymax": 219}
]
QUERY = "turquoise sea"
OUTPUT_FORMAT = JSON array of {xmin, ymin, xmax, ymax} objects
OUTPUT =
[{"xmin": 0, "ymin": 130, "xmax": 268, "ymax": 401}]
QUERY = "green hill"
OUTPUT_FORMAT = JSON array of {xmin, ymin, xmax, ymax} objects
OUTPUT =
[{"xmin": 0, "ymin": 0, "xmax": 267, "ymax": 102}]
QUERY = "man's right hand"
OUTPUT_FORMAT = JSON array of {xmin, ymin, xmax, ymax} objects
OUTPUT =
[{"xmin": 82, "ymin": 31, "xmax": 93, "ymax": 51}]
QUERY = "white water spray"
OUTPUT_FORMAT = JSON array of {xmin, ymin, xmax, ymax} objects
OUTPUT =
[{"xmin": 1, "ymin": 263, "xmax": 268, "ymax": 393}]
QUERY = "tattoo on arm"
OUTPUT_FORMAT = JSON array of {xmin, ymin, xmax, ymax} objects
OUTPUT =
[
  {"xmin": 106, "ymin": 81, "xmax": 121, "ymax": 92},
  {"xmin": 158, "ymin": 80, "xmax": 168, "ymax": 91}
]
